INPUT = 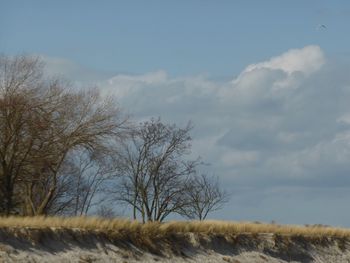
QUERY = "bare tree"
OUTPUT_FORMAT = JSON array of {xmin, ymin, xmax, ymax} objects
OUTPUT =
[
  {"xmin": 0, "ymin": 55, "xmax": 47, "ymax": 215},
  {"xmin": 21, "ymin": 88, "xmax": 127, "ymax": 216},
  {"xmin": 111, "ymin": 118, "xmax": 198, "ymax": 222},
  {"xmin": 0, "ymin": 55, "xmax": 128, "ymax": 216},
  {"xmin": 179, "ymin": 173, "xmax": 229, "ymax": 220}
]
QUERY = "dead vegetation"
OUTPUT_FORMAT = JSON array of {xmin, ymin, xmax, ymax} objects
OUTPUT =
[{"xmin": 0, "ymin": 216, "xmax": 348, "ymax": 239}]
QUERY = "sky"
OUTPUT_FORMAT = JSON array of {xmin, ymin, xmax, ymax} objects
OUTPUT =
[{"xmin": 2, "ymin": 1, "xmax": 350, "ymax": 226}]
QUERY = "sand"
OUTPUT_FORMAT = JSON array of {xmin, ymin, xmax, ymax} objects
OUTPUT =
[{"xmin": 0, "ymin": 228, "xmax": 349, "ymax": 262}]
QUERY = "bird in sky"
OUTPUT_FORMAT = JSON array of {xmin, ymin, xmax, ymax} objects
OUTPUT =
[{"xmin": 317, "ymin": 24, "xmax": 327, "ymax": 30}]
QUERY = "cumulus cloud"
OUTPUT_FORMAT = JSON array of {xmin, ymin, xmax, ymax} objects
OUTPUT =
[
  {"xmin": 96, "ymin": 45, "xmax": 349, "ymax": 181},
  {"xmin": 43, "ymin": 45, "xmax": 350, "ymax": 225},
  {"xmin": 240, "ymin": 45, "xmax": 325, "ymax": 76},
  {"xmin": 221, "ymin": 45, "xmax": 325, "ymax": 103}
]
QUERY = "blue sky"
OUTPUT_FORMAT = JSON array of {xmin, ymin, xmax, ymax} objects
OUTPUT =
[
  {"xmin": 2, "ymin": 1, "xmax": 350, "ymax": 226},
  {"xmin": 2, "ymin": 1, "xmax": 350, "ymax": 76}
]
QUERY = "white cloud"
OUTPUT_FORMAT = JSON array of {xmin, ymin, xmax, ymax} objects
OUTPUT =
[
  {"xmin": 94, "ymin": 46, "xmax": 348, "ymax": 181},
  {"xmin": 240, "ymin": 45, "xmax": 325, "ymax": 76},
  {"xmin": 101, "ymin": 70, "xmax": 168, "ymax": 99},
  {"xmin": 220, "ymin": 46, "xmax": 325, "ymax": 102}
]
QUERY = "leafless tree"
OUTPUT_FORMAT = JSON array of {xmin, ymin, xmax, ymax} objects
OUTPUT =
[
  {"xmin": 179, "ymin": 173, "xmax": 229, "ymax": 220},
  {"xmin": 0, "ymin": 55, "xmax": 128, "ymax": 215},
  {"xmin": 111, "ymin": 118, "xmax": 198, "ymax": 222},
  {"xmin": 0, "ymin": 55, "xmax": 47, "ymax": 215}
]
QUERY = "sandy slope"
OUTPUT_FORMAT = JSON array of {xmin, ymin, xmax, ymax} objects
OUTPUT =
[{"xmin": 0, "ymin": 228, "xmax": 349, "ymax": 262}]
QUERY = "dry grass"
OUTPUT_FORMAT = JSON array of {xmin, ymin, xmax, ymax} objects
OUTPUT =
[{"xmin": 0, "ymin": 216, "xmax": 349, "ymax": 239}]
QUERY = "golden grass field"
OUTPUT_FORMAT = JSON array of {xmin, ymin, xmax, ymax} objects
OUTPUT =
[{"xmin": 0, "ymin": 216, "xmax": 349, "ymax": 239}]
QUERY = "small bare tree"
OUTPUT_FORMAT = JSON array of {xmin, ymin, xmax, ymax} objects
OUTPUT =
[
  {"xmin": 179, "ymin": 173, "xmax": 229, "ymax": 220},
  {"xmin": 112, "ymin": 118, "xmax": 198, "ymax": 222}
]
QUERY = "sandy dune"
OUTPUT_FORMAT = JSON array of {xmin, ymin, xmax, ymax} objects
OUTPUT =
[{"xmin": 0, "ymin": 227, "xmax": 349, "ymax": 262}]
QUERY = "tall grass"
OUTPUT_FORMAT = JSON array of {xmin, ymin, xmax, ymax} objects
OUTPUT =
[{"xmin": 0, "ymin": 216, "xmax": 349, "ymax": 238}]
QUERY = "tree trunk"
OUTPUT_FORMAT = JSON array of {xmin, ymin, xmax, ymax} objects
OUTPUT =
[{"xmin": 35, "ymin": 187, "xmax": 55, "ymax": 215}]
